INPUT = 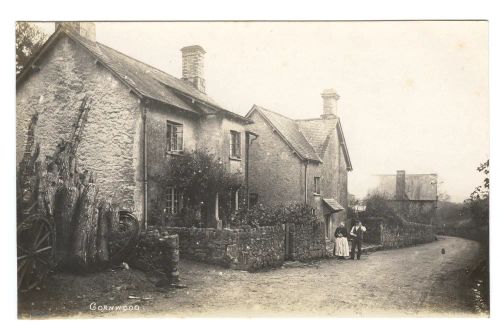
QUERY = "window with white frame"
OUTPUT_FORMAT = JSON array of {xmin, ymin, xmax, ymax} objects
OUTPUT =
[
  {"xmin": 165, "ymin": 187, "xmax": 181, "ymax": 214},
  {"xmin": 230, "ymin": 130, "xmax": 241, "ymax": 158},
  {"xmin": 166, "ymin": 121, "xmax": 183, "ymax": 153}
]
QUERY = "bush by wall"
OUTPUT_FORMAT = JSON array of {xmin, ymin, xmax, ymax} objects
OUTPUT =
[{"xmin": 230, "ymin": 203, "xmax": 320, "ymax": 228}]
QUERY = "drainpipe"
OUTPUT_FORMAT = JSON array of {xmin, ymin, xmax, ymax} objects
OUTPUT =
[
  {"xmin": 142, "ymin": 100, "xmax": 149, "ymax": 229},
  {"xmin": 245, "ymin": 131, "xmax": 258, "ymax": 210},
  {"xmin": 304, "ymin": 160, "xmax": 308, "ymax": 204}
]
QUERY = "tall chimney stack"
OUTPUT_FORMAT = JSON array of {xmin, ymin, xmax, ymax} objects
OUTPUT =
[
  {"xmin": 396, "ymin": 170, "xmax": 406, "ymax": 200},
  {"xmin": 181, "ymin": 45, "xmax": 206, "ymax": 93},
  {"xmin": 321, "ymin": 88, "xmax": 340, "ymax": 119},
  {"xmin": 55, "ymin": 22, "xmax": 96, "ymax": 42}
]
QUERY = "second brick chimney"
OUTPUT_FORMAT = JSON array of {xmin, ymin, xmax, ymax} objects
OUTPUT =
[
  {"xmin": 181, "ymin": 45, "xmax": 206, "ymax": 93},
  {"xmin": 321, "ymin": 88, "xmax": 340, "ymax": 119}
]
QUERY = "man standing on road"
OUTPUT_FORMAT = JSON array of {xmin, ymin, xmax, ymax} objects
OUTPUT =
[{"xmin": 350, "ymin": 220, "xmax": 366, "ymax": 260}]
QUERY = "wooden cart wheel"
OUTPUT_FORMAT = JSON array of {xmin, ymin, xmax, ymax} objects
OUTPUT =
[
  {"xmin": 17, "ymin": 214, "xmax": 55, "ymax": 292},
  {"xmin": 109, "ymin": 211, "xmax": 140, "ymax": 264}
]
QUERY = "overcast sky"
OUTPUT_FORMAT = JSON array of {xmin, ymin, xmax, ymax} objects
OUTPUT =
[{"xmin": 35, "ymin": 21, "xmax": 489, "ymax": 202}]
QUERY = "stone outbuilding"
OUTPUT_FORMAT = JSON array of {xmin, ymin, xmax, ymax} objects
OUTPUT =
[
  {"xmin": 245, "ymin": 89, "xmax": 353, "ymax": 238},
  {"xmin": 16, "ymin": 22, "xmax": 252, "ymax": 228},
  {"xmin": 371, "ymin": 171, "xmax": 438, "ymax": 224}
]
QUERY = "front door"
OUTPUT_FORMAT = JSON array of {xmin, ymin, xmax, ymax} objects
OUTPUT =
[{"xmin": 324, "ymin": 214, "xmax": 331, "ymax": 239}]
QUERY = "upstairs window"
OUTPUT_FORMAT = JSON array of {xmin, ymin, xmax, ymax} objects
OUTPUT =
[
  {"xmin": 167, "ymin": 121, "xmax": 183, "ymax": 153},
  {"xmin": 165, "ymin": 187, "xmax": 181, "ymax": 215},
  {"xmin": 230, "ymin": 130, "xmax": 241, "ymax": 159},
  {"xmin": 314, "ymin": 177, "xmax": 321, "ymax": 194}
]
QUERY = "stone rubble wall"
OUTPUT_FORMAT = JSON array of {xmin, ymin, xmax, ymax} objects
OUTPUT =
[
  {"xmin": 381, "ymin": 220, "xmax": 435, "ymax": 248},
  {"xmin": 288, "ymin": 222, "xmax": 327, "ymax": 260},
  {"xmin": 127, "ymin": 228, "xmax": 180, "ymax": 284},
  {"xmin": 359, "ymin": 217, "xmax": 435, "ymax": 248},
  {"xmin": 166, "ymin": 226, "xmax": 285, "ymax": 271}
]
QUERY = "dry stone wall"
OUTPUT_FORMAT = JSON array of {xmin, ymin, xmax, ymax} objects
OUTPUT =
[
  {"xmin": 288, "ymin": 223, "xmax": 327, "ymax": 260},
  {"xmin": 167, "ymin": 226, "xmax": 285, "ymax": 271},
  {"xmin": 127, "ymin": 228, "xmax": 180, "ymax": 284},
  {"xmin": 359, "ymin": 216, "xmax": 435, "ymax": 248}
]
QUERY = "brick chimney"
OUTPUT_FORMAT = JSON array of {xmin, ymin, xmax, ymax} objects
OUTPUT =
[
  {"xmin": 181, "ymin": 45, "xmax": 206, "ymax": 93},
  {"xmin": 321, "ymin": 88, "xmax": 340, "ymax": 119},
  {"xmin": 55, "ymin": 22, "xmax": 96, "ymax": 42},
  {"xmin": 396, "ymin": 170, "xmax": 406, "ymax": 200}
]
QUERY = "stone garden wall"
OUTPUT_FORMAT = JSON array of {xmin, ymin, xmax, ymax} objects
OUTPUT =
[
  {"xmin": 288, "ymin": 222, "xmax": 327, "ymax": 260},
  {"xmin": 166, "ymin": 226, "xmax": 285, "ymax": 271},
  {"xmin": 127, "ymin": 228, "xmax": 180, "ymax": 285},
  {"xmin": 380, "ymin": 220, "xmax": 435, "ymax": 248},
  {"xmin": 360, "ymin": 217, "xmax": 435, "ymax": 248}
]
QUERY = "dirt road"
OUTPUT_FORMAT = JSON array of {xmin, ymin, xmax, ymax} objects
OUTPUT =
[{"xmin": 19, "ymin": 236, "xmax": 486, "ymax": 318}]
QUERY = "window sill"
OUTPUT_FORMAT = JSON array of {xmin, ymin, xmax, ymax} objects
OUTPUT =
[
  {"xmin": 229, "ymin": 156, "xmax": 242, "ymax": 162},
  {"xmin": 313, "ymin": 193, "xmax": 321, "ymax": 196},
  {"xmin": 165, "ymin": 151, "xmax": 184, "ymax": 156}
]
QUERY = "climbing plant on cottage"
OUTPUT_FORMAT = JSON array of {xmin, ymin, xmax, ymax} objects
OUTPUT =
[{"xmin": 163, "ymin": 150, "xmax": 244, "ymax": 226}]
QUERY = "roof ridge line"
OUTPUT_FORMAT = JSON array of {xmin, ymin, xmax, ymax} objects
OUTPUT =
[
  {"xmin": 95, "ymin": 42, "xmax": 204, "ymax": 96},
  {"xmin": 296, "ymin": 117, "xmax": 327, "ymax": 122},
  {"xmin": 253, "ymin": 105, "xmax": 322, "ymax": 163},
  {"xmin": 255, "ymin": 105, "xmax": 296, "ymax": 121}
]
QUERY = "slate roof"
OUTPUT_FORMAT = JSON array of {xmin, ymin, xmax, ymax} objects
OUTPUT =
[
  {"xmin": 249, "ymin": 105, "xmax": 322, "ymax": 162},
  {"xmin": 296, "ymin": 118, "xmax": 338, "ymax": 159},
  {"xmin": 247, "ymin": 105, "xmax": 352, "ymax": 170},
  {"xmin": 17, "ymin": 26, "xmax": 250, "ymax": 123}
]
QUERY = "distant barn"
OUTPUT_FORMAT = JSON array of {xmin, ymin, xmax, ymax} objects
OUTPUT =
[{"xmin": 371, "ymin": 170, "xmax": 438, "ymax": 224}]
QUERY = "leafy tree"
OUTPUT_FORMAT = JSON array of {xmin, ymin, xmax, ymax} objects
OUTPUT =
[
  {"xmin": 463, "ymin": 160, "xmax": 489, "ymax": 226},
  {"xmin": 434, "ymin": 201, "xmax": 467, "ymax": 227},
  {"xmin": 16, "ymin": 22, "xmax": 48, "ymax": 74},
  {"xmin": 362, "ymin": 192, "xmax": 402, "ymax": 224}
]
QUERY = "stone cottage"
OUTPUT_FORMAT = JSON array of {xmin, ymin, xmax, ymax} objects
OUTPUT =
[
  {"xmin": 16, "ymin": 22, "xmax": 252, "ymax": 228},
  {"xmin": 371, "ymin": 170, "xmax": 438, "ymax": 224},
  {"xmin": 245, "ymin": 89, "xmax": 353, "ymax": 238}
]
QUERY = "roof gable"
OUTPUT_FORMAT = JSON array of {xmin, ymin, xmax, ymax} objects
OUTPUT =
[
  {"xmin": 335, "ymin": 120, "xmax": 353, "ymax": 171},
  {"xmin": 296, "ymin": 118, "xmax": 337, "ymax": 159},
  {"xmin": 247, "ymin": 105, "xmax": 321, "ymax": 162},
  {"xmin": 16, "ymin": 26, "xmax": 250, "ymax": 123},
  {"xmin": 294, "ymin": 117, "xmax": 352, "ymax": 171}
]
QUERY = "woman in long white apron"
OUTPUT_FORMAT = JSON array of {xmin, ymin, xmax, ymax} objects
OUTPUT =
[{"xmin": 334, "ymin": 222, "xmax": 350, "ymax": 259}]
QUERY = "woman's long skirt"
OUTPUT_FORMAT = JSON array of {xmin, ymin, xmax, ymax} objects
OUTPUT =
[{"xmin": 334, "ymin": 237, "xmax": 350, "ymax": 257}]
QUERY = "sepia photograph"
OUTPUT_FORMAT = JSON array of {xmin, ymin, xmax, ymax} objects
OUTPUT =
[{"xmin": 14, "ymin": 20, "xmax": 489, "ymax": 318}]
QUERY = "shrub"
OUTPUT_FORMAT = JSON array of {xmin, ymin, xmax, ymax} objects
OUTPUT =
[
  {"xmin": 230, "ymin": 202, "xmax": 320, "ymax": 228},
  {"xmin": 363, "ymin": 192, "xmax": 403, "ymax": 224},
  {"xmin": 159, "ymin": 149, "xmax": 244, "ymax": 227}
]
